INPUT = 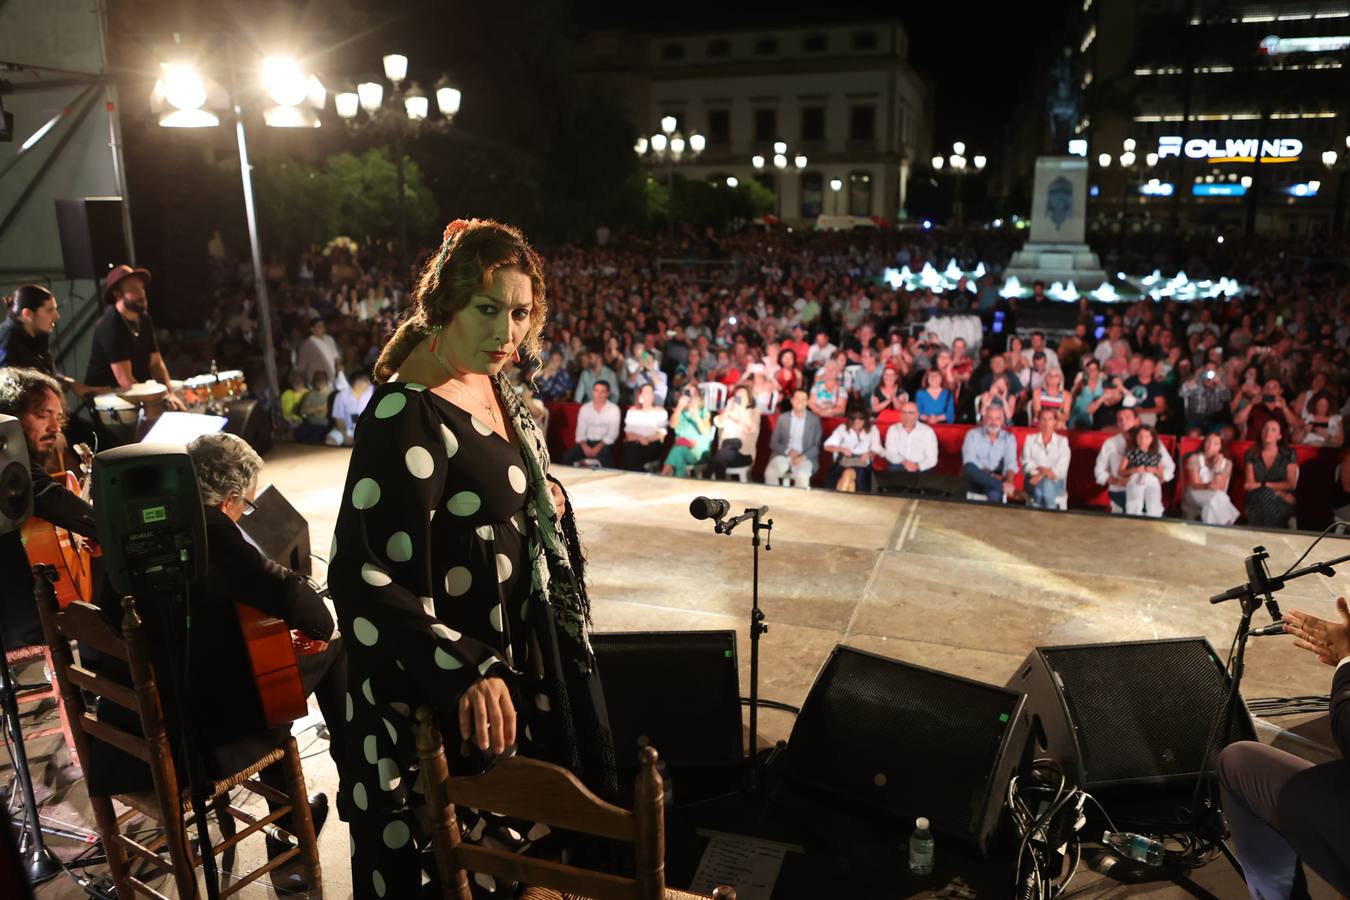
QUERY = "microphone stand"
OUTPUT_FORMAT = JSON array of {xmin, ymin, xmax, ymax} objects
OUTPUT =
[
  {"xmin": 715, "ymin": 507, "xmax": 773, "ymax": 791},
  {"xmin": 1200, "ymin": 544, "xmax": 1350, "ymax": 878}
]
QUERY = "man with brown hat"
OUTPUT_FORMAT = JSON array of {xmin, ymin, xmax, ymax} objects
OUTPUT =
[{"xmin": 83, "ymin": 264, "xmax": 185, "ymax": 410}]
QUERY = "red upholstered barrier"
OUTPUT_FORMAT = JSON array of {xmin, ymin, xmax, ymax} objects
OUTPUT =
[{"xmin": 544, "ymin": 400, "xmax": 1340, "ymax": 525}]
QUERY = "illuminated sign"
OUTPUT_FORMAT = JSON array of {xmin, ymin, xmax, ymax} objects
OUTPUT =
[
  {"xmin": 1288, "ymin": 182, "xmax": 1320, "ymax": 197},
  {"xmin": 1158, "ymin": 135, "xmax": 1302, "ymax": 164},
  {"xmin": 1260, "ymin": 35, "xmax": 1350, "ymax": 55},
  {"xmin": 1139, "ymin": 180, "xmax": 1174, "ymax": 196},
  {"xmin": 1193, "ymin": 183, "xmax": 1247, "ymax": 197}
]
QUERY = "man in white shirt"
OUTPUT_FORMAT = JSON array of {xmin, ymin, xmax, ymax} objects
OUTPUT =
[
  {"xmin": 1022, "ymin": 408, "xmax": 1071, "ymax": 509},
  {"xmin": 883, "ymin": 402, "xmax": 938, "ymax": 473},
  {"xmin": 805, "ymin": 331, "xmax": 837, "ymax": 372},
  {"xmin": 823, "ymin": 411, "xmax": 882, "ymax": 492},
  {"xmin": 1022, "ymin": 331, "xmax": 1061, "ymax": 371},
  {"xmin": 1093, "ymin": 406, "xmax": 1175, "ymax": 513},
  {"xmin": 561, "ymin": 381, "xmax": 621, "ymax": 467},
  {"xmin": 295, "ymin": 318, "xmax": 342, "ymax": 386}
]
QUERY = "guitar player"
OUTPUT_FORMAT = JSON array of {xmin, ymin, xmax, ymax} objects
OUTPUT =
[
  {"xmin": 84, "ymin": 432, "xmax": 349, "ymax": 885},
  {"xmin": 0, "ymin": 366, "xmax": 98, "ymax": 651}
]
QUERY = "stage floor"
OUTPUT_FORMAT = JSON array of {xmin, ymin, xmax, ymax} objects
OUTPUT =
[{"xmin": 26, "ymin": 441, "xmax": 1350, "ymax": 898}]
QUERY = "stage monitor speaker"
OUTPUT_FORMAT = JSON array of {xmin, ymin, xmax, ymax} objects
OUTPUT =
[
  {"xmin": 93, "ymin": 444, "xmax": 206, "ymax": 596},
  {"xmin": 55, "ymin": 198, "xmax": 128, "ymax": 283},
  {"xmin": 784, "ymin": 645, "xmax": 1027, "ymax": 854},
  {"xmin": 238, "ymin": 485, "xmax": 311, "ymax": 577},
  {"xmin": 0, "ymin": 415, "xmax": 33, "ymax": 535},
  {"xmin": 1008, "ymin": 637, "xmax": 1257, "ymax": 795},
  {"xmin": 224, "ymin": 399, "xmax": 273, "ymax": 456},
  {"xmin": 592, "ymin": 630, "xmax": 742, "ymax": 771}
]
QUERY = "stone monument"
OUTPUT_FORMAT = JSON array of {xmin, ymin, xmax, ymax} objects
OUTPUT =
[{"xmin": 1004, "ymin": 49, "xmax": 1107, "ymax": 289}]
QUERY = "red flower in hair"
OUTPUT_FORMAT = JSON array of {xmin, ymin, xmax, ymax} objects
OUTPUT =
[{"xmin": 443, "ymin": 218, "xmax": 472, "ymax": 242}]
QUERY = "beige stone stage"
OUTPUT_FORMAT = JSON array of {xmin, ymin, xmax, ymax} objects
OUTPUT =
[{"xmin": 24, "ymin": 442, "xmax": 1350, "ymax": 898}]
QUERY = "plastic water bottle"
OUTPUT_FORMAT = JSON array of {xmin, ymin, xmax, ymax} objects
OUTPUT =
[
  {"xmin": 1103, "ymin": 831, "xmax": 1163, "ymax": 866},
  {"xmin": 908, "ymin": 816, "xmax": 935, "ymax": 875}
]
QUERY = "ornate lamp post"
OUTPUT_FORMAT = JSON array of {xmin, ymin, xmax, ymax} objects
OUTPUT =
[
  {"xmin": 751, "ymin": 141, "xmax": 807, "ymax": 220},
  {"xmin": 635, "ymin": 116, "xmax": 705, "ymax": 238},
  {"xmin": 933, "ymin": 141, "xmax": 985, "ymax": 226},
  {"xmin": 335, "ymin": 53, "xmax": 461, "ymax": 281}
]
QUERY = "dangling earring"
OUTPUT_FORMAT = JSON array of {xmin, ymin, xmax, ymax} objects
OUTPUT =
[{"xmin": 513, "ymin": 349, "xmax": 521, "ymax": 364}]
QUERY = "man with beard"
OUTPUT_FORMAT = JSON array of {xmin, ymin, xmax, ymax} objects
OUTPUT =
[
  {"xmin": 0, "ymin": 367, "xmax": 97, "ymax": 650},
  {"xmin": 83, "ymin": 265, "xmax": 186, "ymax": 409}
]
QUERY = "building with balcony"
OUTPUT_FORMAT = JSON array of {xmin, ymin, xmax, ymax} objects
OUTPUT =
[{"xmin": 577, "ymin": 20, "xmax": 934, "ymax": 224}]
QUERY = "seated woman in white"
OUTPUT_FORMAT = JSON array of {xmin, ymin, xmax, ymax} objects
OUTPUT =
[{"xmin": 1182, "ymin": 432, "xmax": 1240, "ymax": 526}]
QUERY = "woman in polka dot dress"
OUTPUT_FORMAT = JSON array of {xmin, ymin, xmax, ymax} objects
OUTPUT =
[{"xmin": 330, "ymin": 219, "xmax": 617, "ymax": 898}]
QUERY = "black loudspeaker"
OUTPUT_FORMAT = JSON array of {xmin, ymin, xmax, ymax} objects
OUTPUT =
[
  {"xmin": 0, "ymin": 415, "xmax": 33, "ymax": 535},
  {"xmin": 92, "ymin": 444, "xmax": 206, "ymax": 596},
  {"xmin": 1008, "ymin": 638, "xmax": 1257, "ymax": 794},
  {"xmin": 238, "ymin": 485, "xmax": 311, "ymax": 577},
  {"xmin": 55, "ymin": 198, "xmax": 128, "ymax": 283},
  {"xmin": 224, "ymin": 399, "xmax": 273, "ymax": 456},
  {"xmin": 785, "ymin": 645, "xmax": 1027, "ymax": 854},
  {"xmin": 592, "ymin": 630, "xmax": 742, "ymax": 770}
]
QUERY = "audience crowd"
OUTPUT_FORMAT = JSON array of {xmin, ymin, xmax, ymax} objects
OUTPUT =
[{"xmin": 192, "ymin": 225, "xmax": 1350, "ymax": 529}]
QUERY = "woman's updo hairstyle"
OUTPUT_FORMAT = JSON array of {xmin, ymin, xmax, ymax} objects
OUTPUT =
[{"xmin": 373, "ymin": 218, "xmax": 547, "ymax": 384}]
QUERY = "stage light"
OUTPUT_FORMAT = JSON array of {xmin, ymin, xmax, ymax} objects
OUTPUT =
[
  {"xmin": 335, "ymin": 91, "xmax": 360, "ymax": 119},
  {"xmin": 163, "ymin": 64, "xmax": 208, "ymax": 111},
  {"xmin": 436, "ymin": 84, "xmax": 462, "ymax": 117},
  {"xmin": 262, "ymin": 57, "xmax": 309, "ymax": 108},
  {"xmin": 382, "ymin": 53, "xmax": 408, "ymax": 84},
  {"xmin": 357, "ymin": 81, "xmax": 383, "ymax": 112}
]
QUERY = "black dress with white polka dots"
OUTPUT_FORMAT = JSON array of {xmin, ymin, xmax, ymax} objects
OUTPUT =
[{"xmin": 330, "ymin": 378, "xmax": 568, "ymax": 898}]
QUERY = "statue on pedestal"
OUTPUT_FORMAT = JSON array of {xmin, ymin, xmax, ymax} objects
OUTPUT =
[{"xmin": 1046, "ymin": 47, "xmax": 1082, "ymax": 155}]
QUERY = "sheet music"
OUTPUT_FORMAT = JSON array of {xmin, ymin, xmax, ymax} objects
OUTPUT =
[{"xmin": 689, "ymin": 830, "xmax": 800, "ymax": 900}]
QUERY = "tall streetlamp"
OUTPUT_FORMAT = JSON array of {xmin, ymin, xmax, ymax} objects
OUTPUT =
[
  {"xmin": 335, "ymin": 54, "xmax": 461, "ymax": 281},
  {"xmin": 830, "ymin": 177, "xmax": 843, "ymax": 216},
  {"xmin": 150, "ymin": 52, "xmax": 326, "ymax": 407},
  {"xmin": 1324, "ymin": 140, "xmax": 1349, "ymax": 236},
  {"xmin": 751, "ymin": 141, "xmax": 807, "ymax": 220},
  {"xmin": 934, "ymin": 141, "xmax": 985, "ymax": 226},
  {"xmin": 634, "ymin": 116, "xmax": 705, "ymax": 238},
  {"xmin": 1115, "ymin": 138, "xmax": 1158, "ymax": 233}
]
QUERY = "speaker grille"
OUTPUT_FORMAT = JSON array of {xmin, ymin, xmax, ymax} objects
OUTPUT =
[
  {"xmin": 786, "ymin": 646, "xmax": 1024, "ymax": 849},
  {"xmin": 1040, "ymin": 640, "xmax": 1233, "ymax": 786}
]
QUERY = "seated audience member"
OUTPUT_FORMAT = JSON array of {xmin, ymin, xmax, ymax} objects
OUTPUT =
[
  {"xmin": 712, "ymin": 384, "xmax": 761, "ymax": 479},
  {"xmin": 1182, "ymin": 432, "xmax": 1240, "ymax": 525},
  {"xmin": 765, "ymin": 389, "xmax": 821, "ymax": 489},
  {"xmin": 1235, "ymin": 379, "xmax": 1301, "ymax": 442},
  {"xmin": 1094, "ymin": 407, "xmax": 1175, "ymax": 513},
  {"xmin": 1298, "ymin": 392, "xmax": 1343, "ymax": 447},
  {"xmin": 1022, "ymin": 408, "xmax": 1070, "ymax": 510},
  {"xmin": 975, "ymin": 373, "xmax": 1019, "ymax": 424},
  {"xmin": 1119, "ymin": 423, "xmax": 1168, "ymax": 517},
  {"xmin": 1244, "ymin": 419, "xmax": 1299, "ymax": 528},
  {"xmin": 1179, "ymin": 365, "xmax": 1232, "ymax": 434},
  {"xmin": 977, "ymin": 352, "xmax": 1023, "ymax": 396},
  {"xmin": 1023, "ymin": 331, "xmax": 1060, "ymax": 372},
  {"xmin": 1218, "ymin": 597, "xmax": 1350, "ymax": 899},
  {"xmin": 1090, "ymin": 378, "xmax": 1130, "ymax": 430},
  {"xmin": 86, "ymin": 432, "xmax": 346, "ymax": 868},
  {"xmin": 280, "ymin": 369, "xmax": 308, "ymax": 435},
  {"xmin": 805, "ymin": 330, "xmax": 836, "ymax": 375},
  {"xmin": 915, "ymin": 367, "xmax": 955, "ymax": 424},
  {"xmin": 775, "ymin": 348, "xmax": 803, "ymax": 408},
  {"xmin": 962, "ymin": 405, "xmax": 1017, "ymax": 503},
  {"xmin": 709, "ymin": 349, "xmax": 741, "ymax": 388},
  {"xmin": 662, "ymin": 386, "xmax": 714, "ymax": 477},
  {"xmin": 824, "ymin": 411, "xmax": 881, "ymax": 492},
  {"xmin": 852, "ymin": 347, "xmax": 884, "ymax": 401},
  {"xmin": 883, "ymin": 401, "xmax": 938, "ymax": 473},
  {"xmin": 1068, "ymin": 359, "xmax": 1105, "ymax": 428},
  {"xmin": 809, "ymin": 366, "xmax": 847, "ymax": 419},
  {"xmin": 750, "ymin": 370, "xmax": 779, "ymax": 414},
  {"xmin": 620, "ymin": 383, "xmax": 667, "ymax": 471},
  {"xmin": 1124, "ymin": 356, "xmax": 1168, "ymax": 428},
  {"xmin": 871, "ymin": 365, "xmax": 908, "ymax": 416},
  {"xmin": 562, "ymin": 380, "xmax": 620, "ymax": 467},
  {"xmin": 1026, "ymin": 350, "xmax": 1051, "ymax": 396},
  {"xmin": 533, "ymin": 349, "xmax": 574, "ymax": 402},
  {"xmin": 573, "ymin": 351, "xmax": 618, "ymax": 403},
  {"xmin": 294, "ymin": 370, "xmax": 334, "ymax": 443},
  {"xmin": 326, "ymin": 369, "xmax": 373, "ymax": 446},
  {"xmin": 1029, "ymin": 367, "xmax": 1069, "ymax": 426}
]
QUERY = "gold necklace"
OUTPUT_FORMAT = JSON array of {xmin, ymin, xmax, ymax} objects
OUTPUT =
[{"xmin": 448, "ymin": 377, "xmax": 501, "ymax": 427}]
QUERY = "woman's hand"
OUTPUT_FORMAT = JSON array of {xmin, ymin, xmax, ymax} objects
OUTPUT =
[
  {"xmin": 1284, "ymin": 598, "xmax": 1350, "ymax": 667},
  {"xmin": 458, "ymin": 676, "xmax": 517, "ymax": 754},
  {"xmin": 549, "ymin": 479, "xmax": 567, "ymax": 514}
]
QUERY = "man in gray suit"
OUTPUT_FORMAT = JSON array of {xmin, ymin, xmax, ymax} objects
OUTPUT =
[{"xmin": 765, "ymin": 389, "xmax": 821, "ymax": 488}]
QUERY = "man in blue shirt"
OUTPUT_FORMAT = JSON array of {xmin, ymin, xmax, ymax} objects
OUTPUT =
[{"xmin": 962, "ymin": 406, "xmax": 1018, "ymax": 502}]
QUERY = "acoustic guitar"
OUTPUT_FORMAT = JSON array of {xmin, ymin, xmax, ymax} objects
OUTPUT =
[
  {"xmin": 234, "ymin": 603, "xmax": 309, "ymax": 728},
  {"xmin": 20, "ymin": 444, "xmax": 98, "ymax": 608}
]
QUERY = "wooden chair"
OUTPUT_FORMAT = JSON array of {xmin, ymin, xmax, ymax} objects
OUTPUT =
[
  {"xmin": 415, "ymin": 707, "xmax": 735, "ymax": 900},
  {"xmin": 35, "ymin": 587, "xmax": 322, "ymax": 900},
  {"xmin": 5, "ymin": 643, "xmax": 80, "ymax": 768}
]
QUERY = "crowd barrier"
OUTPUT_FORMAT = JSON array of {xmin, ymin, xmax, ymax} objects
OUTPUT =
[{"xmin": 543, "ymin": 402, "xmax": 1341, "ymax": 529}]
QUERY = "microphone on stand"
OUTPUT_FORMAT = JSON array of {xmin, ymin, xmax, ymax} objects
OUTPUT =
[
  {"xmin": 1249, "ymin": 620, "xmax": 1289, "ymax": 638},
  {"xmin": 690, "ymin": 496, "xmax": 730, "ymax": 522}
]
